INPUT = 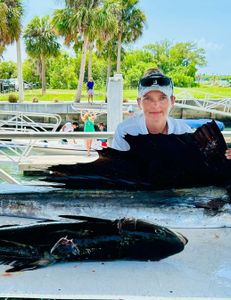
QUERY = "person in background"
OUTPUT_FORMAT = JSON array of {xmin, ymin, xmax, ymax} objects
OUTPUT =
[
  {"xmin": 60, "ymin": 121, "xmax": 78, "ymax": 144},
  {"xmin": 81, "ymin": 111, "xmax": 96, "ymax": 156},
  {"xmin": 87, "ymin": 77, "xmax": 94, "ymax": 104},
  {"xmin": 60, "ymin": 121, "xmax": 78, "ymax": 132},
  {"xmin": 98, "ymin": 122, "xmax": 107, "ymax": 148},
  {"xmin": 127, "ymin": 104, "xmax": 135, "ymax": 117},
  {"xmin": 124, "ymin": 104, "xmax": 135, "ymax": 120}
]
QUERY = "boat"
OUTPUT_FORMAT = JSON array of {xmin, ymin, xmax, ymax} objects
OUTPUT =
[
  {"xmin": 178, "ymin": 118, "xmax": 225, "ymax": 130},
  {"xmin": 31, "ymin": 139, "xmax": 100, "ymax": 155}
]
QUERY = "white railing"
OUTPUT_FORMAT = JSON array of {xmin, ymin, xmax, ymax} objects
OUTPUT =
[
  {"xmin": 0, "ymin": 131, "xmax": 230, "ymax": 140},
  {"xmin": 71, "ymin": 102, "xmax": 138, "ymax": 113},
  {"xmin": 0, "ymin": 110, "xmax": 62, "ymax": 132},
  {"xmin": 175, "ymin": 98, "xmax": 231, "ymax": 117},
  {"xmin": 0, "ymin": 111, "xmax": 62, "ymax": 161},
  {"xmin": 0, "ymin": 131, "xmax": 114, "ymax": 140}
]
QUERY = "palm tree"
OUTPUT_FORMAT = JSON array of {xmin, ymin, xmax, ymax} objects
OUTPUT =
[
  {"xmin": 96, "ymin": 38, "xmax": 119, "ymax": 95},
  {"xmin": 23, "ymin": 16, "xmax": 61, "ymax": 95},
  {"xmin": 0, "ymin": 2, "xmax": 8, "ymax": 55},
  {"xmin": 53, "ymin": 0, "xmax": 118, "ymax": 102},
  {"xmin": 87, "ymin": 1, "xmax": 118, "ymax": 82},
  {"xmin": 0, "ymin": 0, "xmax": 24, "ymax": 101},
  {"xmin": 115, "ymin": 0, "xmax": 146, "ymax": 73}
]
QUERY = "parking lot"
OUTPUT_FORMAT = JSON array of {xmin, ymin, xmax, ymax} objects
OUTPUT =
[{"xmin": 0, "ymin": 78, "xmax": 33, "ymax": 93}]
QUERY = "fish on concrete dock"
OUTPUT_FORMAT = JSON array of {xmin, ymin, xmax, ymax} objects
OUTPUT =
[{"xmin": 0, "ymin": 215, "xmax": 187, "ymax": 272}]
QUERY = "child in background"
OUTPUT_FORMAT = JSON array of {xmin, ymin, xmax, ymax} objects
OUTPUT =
[
  {"xmin": 60, "ymin": 122, "xmax": 78, "ymax": 132},
  {"xmin": 127, "ymin": 105, "xmax": 135, "ymax": 117},
  {"xmin": 60, "ymin": 121, "xmax": 78, "ymax": 144},
  {"xmin": 87, "ymin": 77, "xmax": 94, "ymax": 104},
  {"xmin": 98, "ymin": 122, "xmax": 107, "ymax": 148},
  {"xmin": 81, "ymin": 111, "xmax": 96, "ymax": 156}
]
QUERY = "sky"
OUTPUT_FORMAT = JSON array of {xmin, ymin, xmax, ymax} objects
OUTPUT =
[{"xmin": 2, "ymin": 0, "xmax": 231, "ymax": 75}]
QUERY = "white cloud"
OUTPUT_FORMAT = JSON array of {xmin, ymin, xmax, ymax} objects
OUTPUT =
[{"xmin": 195, "ymin": 38, "xmax": 224, "ymax": 51}]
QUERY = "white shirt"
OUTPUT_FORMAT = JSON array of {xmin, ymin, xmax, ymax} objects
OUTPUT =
[
  {"xmin": 112, "ymin": 112, "xmax": 193, "ymax": 151},
  {"xmin": 60, "ymin": 122, "xmax": 74, "ymax": 132}
]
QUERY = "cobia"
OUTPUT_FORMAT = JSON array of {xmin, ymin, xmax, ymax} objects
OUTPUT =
[{"xmin": 0, "ymin": 215, "xmax": 187, "ymax": 272}]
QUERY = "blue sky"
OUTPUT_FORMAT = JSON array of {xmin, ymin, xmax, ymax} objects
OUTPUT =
[{"xmin": 3, "ymin": 0, "xmax": 231, "ymax": 75}]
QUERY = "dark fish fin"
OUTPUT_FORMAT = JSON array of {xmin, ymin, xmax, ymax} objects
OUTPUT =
[
  {"xmin": 43, "ymin": 146, "xmax": 144, "ymax": 190},
  {"xmin": 0, "ymin": 240, "xmax": 53, "ymax": 273},
  {"xmin": 0, "ymin": 240, "xmax": 49, "ymax": 273},
  {"xmin": 59, "ymin": 215, "xmax": 112, "ymax": 223},
  {"xmin": 194, "ymin": 120, "xmax": 227, "ymax": 155},
  {"xmin": 4, "ymin": 258, "xmax": 53, "ymax": 273},
  {"xmin": 0, "ymin": 224, "xmax": 19, "ymax": 228}
]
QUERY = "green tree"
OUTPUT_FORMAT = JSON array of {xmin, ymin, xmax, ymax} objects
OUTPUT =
[
  {"xmin": 48, "ymin": 53, "xmax": 77, "ymax": 89},
  {"xmin": 96, "ymin": 38, "xmax": 119, "ymax": 95},
  {"xmin": 0, "ymin": 2, "xmax": 8, "ymax": 55},
  {"xmin": 144, "ymin": 40, "xmax": 172, "ymax": 73},
  {"xmin": 115, "ymin": 0, "xmax": 146, "ymax": 73},
  {"xmin": 23, "ymin": 16, "xmax": 61, "ymax": 95},
  {"xmin": 87, "ymin": 52, "xmax": 108, "ymax": 88},
  {"xmin": 53, "ymin": 0, "xmax": 117, "ymax": 102},
  {"xmin": 0, "ymin": 61, "xmax": 17, "ymax": 78},
  {"xmin": 121, "ymin": 50, "xmax": 155, "ymax": 88},
  {"xmin": 87, "ymin": 1, "xmax": 118, "ymax": 82},
  {"xmin": 22, "ymin": 58, "xmax": 40, "ymax": 84},
  {"xmin": 144, "ymin": 40, "xmax": 206, "ymax": 87},
  {"xmin": 0, "ymin": 0, "xmax": 24, "ymax": 101},
  {"xmin": 169, "ymin": 42, "xmax": 206, "ymax": 85},
  {"xmin": 122, "ymin": 49, "xmax": 154, "ymax": 71}
]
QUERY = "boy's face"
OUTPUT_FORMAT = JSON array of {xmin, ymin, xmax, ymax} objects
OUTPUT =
[{"xmin": 137, "ymin": 90, "xmax": 175, "ymax": 123}]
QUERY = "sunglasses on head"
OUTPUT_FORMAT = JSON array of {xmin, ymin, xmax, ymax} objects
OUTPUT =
[{"xmin": 139, "ymin": 75, "xmax": 172, "ymax": 87}]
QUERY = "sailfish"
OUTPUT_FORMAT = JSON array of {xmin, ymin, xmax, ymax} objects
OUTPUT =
[{"xmin": 44, "ymin": 121, "xmax": 231, "ymax": 190}]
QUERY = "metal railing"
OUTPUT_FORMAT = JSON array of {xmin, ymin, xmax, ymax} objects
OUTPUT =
[
  {"xmin": 175, "ymin": 98, "xmax": 231, "ymax": 117},
  {"xmin": 0, "ymin": 131, "xmax": 114, "ymax": 140},
  {"xmin": 0, "ymin": 110, "xmax": 62, "ymax": 132},
  {"xmin": 0, "ymin": 130, "xmax": 231, "ymax": 140},
  {"xmin": 0, "ymin": 111, "xmax": 62, "ymax": 162}
]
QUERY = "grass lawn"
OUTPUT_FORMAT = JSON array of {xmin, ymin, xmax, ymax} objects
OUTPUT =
[{"xmin": 0, "ymin": 85, "xmax": 231, "ymax": 102}]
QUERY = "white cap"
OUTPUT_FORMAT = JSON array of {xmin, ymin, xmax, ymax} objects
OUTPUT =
[
  {"xmin": 138, "ymin": 73, "xmax": 173, "ymax": 99},
  {"xmin": 138, "ymin": 83, "xmax": 173, "ymax": 99}
]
